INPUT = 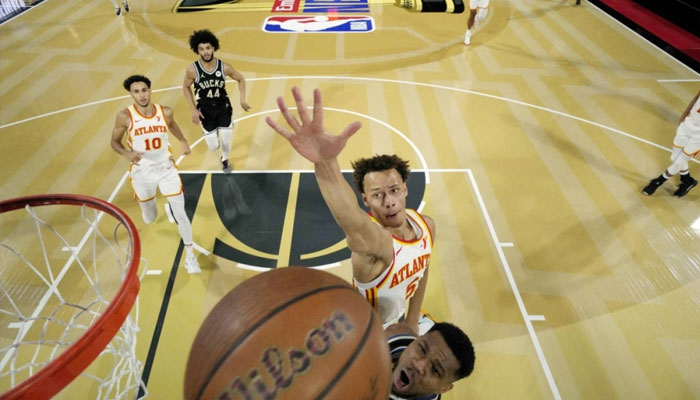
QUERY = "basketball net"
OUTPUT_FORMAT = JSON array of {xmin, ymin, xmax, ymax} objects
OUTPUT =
[{"xmin": 0, "ymin": 195, "xmax": 146, "ymax": 399}]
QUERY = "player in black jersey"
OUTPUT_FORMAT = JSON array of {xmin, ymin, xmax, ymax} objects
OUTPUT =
[
  {"xmin": 385, "ymin": 322, "xmax": 475, "ymax": 399},
  {"xmin": 183, "ymin": 29, "xmax": 251, "ymax": 173}
]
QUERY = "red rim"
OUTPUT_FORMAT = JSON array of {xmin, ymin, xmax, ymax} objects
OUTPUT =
[{"xmin": 0, "ymin": 194, "xmax": 141, "ymax": 400}]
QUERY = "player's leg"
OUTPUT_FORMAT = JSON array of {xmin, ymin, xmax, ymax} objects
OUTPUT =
[
  {"xmin": 109, "ymin": 0, "xmax": 121, "ymax": 15},
  {"xmin": 475, "ymin": 0, "xmax": 489, "ymax": 24},
  {"xmin": 643, "ymin": 126, "xmax": 689, "ymax": 195},
  {"xmin": 130, "ymin": 165, "xmax": 159, "ymax": 222},
  {"xmin": 159, "ymin": 164, "xmax": 201, "ymax": 273},
  {"xmin": 217, "ymin": 103, "xmax": 235, "ymax": 173},
  {"xmin": 123, "ymin": 0, "xmax": 129, "ymax": 12},
  {"xmin": 674, "ymin": 134, "xmax": 699, "ymax": 197},
  {"xmin": 465, "ymin": 0, "xmax": 478, "ymax": 45}
]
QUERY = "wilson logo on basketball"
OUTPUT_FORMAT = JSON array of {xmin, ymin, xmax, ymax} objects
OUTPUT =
[{"xmin": 220, "ymin": 311, "xmax": 355, "ymax": 399}]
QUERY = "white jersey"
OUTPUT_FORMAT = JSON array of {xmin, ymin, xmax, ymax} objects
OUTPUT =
[
  {"xmin": 354, "ymin": 209, "xmax": 433, "ymax": 325},
  {"xmin": 680, "ymin": 96, "xmax": 700, "ymax": 133},
  {"xmin": 126, "ymin": 104, "xmax": 172, "ymax": 164}
]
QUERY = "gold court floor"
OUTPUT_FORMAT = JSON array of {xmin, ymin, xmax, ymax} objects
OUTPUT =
[{"xmin": 1, "ymin": 0, "xmax": 700, "ymax": 399}]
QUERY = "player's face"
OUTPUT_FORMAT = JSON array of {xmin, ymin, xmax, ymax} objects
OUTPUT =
[
  {"xmin": 361, "ymin": 169, "xmax": 407, "ymax": 229},
  {"xmin": 392, "ymin": 332, "xmax": 459, "ymax": 397},
  {"xmin": 129, "ymin": 82, "xmax": 151, "ymax": 107},
  {"xmin": 197, "ymin": 43, "xmax": 215, "ymax": 62}
]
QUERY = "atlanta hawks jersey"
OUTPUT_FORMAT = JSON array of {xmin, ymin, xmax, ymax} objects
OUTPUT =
[
  {"xmin": 126, "ymin": 104, "xmax": 172, "ymax": 164},
  {"xmin": 193, "ymin": 59, "xmax": 229, "ymax": 106},
  {"xmin": 354, "ymin": 209, "xmax": 433, "ymax": 326},
  {"xmin": 681, "ymin": 95, "xmax": 700, "ymax": 132}
]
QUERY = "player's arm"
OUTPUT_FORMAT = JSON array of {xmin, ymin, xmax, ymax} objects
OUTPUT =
[
  {"xmin": 183, "ymin": 64, "xmax": 203, "ymax": 124},
  {"xmin": 384, "ymin": 322, "xmax": 416, "ymax": 340},
  {"xmin": 162, "ymin": 106, "xmax": 191, "ymax": 156},
  {"xmin": 224, "ymin": 63, "xmax": 251, "ymax": 112},
  {"xmin": 403, "ymin": 215, "xmax": 435, "ymax": 334},
  {"xmin": 266, "ymin": 87, "xmax": 394, "ymax": 281},
  {"xmin": 110, "ymin": 109, "xmax": 142, "ymax": 164},
  {"xmin": 679, "ymin": 90, "xmax": 700, "ymax": 124}
]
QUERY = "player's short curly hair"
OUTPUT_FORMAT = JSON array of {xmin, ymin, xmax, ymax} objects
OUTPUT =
[
  {"xmin": 189, "ymin": 29, "xmax": 220, "ymax": 53},
  {"xmin": 429, "ymin": 322, "xmax": 475, "ymax": 380},
  {"xmin": 122, "ymin": 75, "xmax": 151, "ymax": 91},
  {"xmin": 351, "ymin": 154, "xmax": 410, "ymax": 193}
]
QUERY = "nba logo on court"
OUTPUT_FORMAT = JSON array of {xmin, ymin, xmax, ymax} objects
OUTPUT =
[{"xmin": 262, "ymin": 16, "xmax": 375, "ymax": 33}]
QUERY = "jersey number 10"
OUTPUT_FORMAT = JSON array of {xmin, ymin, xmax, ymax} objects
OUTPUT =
[{"xmin": 144, "ymin": 137, "xmax": 162, "ymax": 150}]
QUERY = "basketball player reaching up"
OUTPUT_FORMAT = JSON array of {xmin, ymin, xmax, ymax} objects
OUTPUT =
[
  {"xmin": 266, "ymin": 87, "xmax": 434, "ymax": 335},
  {"xmin": 464, "ymin": 0, "xmax": 489, "ymax": 45},
  {"xmin": 643, "ymin": 89, "xmax": 700, "ymax": 198},
  {"xmin": 385, "ymin": 321, "xmax": 475, "ymax": 399},
  {"xmin": 183, "ymin": 29, "xmax": 251, "ymax": 173},
  {"xmin": 111, "ymin": 75, "xmax": 201, "ymax": 274}
]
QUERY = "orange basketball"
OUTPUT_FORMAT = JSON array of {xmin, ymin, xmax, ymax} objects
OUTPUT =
[{"xmin": 184, "ymin": 267, "xmax": 392, "ymax": 400}]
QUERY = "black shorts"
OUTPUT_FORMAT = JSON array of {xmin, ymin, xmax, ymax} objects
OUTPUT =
[{"xmin": 198, "ymin": 99, "xmax": 233, "ymax": 133}]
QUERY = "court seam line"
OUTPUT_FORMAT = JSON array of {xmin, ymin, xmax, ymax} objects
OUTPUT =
[
  {"xmin": 464, "ymin": 168, "xmax": 561, "ymax": 400},
  {"xmin": 3, "ymin": 76, "xmax": 695, "ymax": 168}
]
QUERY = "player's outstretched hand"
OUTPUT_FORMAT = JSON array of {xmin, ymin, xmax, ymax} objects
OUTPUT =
[
  {"xmin": 265, "ymin": 87, "xmax": 361, "ymax": 163},
  {"xmin": 241, "ymin": 101, "xmax": 251, "ymax": 112}
]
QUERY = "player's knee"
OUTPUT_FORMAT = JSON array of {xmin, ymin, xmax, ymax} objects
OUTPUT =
[
  {"xmin": 476, "ymin": 7, "xmax": 488, "ymax": 22},
  {"xmin": 168, "ymin": 196, "xmax": 188, "ymax": 224},
  {"xmin": 204, "ymin": 133, "xmax": 219, "ymax": 150},
  {"xmin": 140, "ymin": 201, "xmax": 157, "ymax": 224},
  {"xmin": 668, "ymin": 153, "xmax": 690, "ymax": 175}
]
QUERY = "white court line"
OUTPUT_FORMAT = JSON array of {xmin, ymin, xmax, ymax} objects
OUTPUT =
[
  {"xmin": 528, "ymin": 315, "xmax": 546, "ymax": 321},
  {"xmin": 237, "ymin": 263, "xmax": 274, "ymax": 272},
  {"xmin": 309, "ymin": 263, "xmax": 341, "ymax": 270},
  {"xmin": 3, "ymin": 75, "xmax": 694, "ymax": 167},
  {"xmin": 464, "ymin": 169, "xmax": 561, "ymax": 400},
  {"xmin": 657, "ymin": 79, "xmax": 700, "ymax": 83},
  {"xmin": 500, "ymin": 242, "xmax": 514, "ymax": 247},
  {"xmin": 145, "ymin": 270, "xmax": 162, "ymax": 276}
]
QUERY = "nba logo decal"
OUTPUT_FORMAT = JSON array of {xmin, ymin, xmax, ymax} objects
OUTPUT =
[{"xmin": 263, "ymin": 16, "xmax": 375, "ymax": 33}]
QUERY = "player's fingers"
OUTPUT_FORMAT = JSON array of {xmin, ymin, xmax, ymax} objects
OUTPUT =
[
  {"xmin": 266, "ymin": 116, "xmax": 294, "ymax": 140},
  {"xmin": 292, "ymin": 87, "xmax": 311, "ymax": 126},
  {"xmin": 339, "ymin": 121, "xmax": 362, "ymax": 140},
  {"xmin": 277, "ymin": 96, "xmax": 302, "ymax": 132},
  {"xmin": 312, "ymin": 88, "xmax": 323, "ymax": 127}
]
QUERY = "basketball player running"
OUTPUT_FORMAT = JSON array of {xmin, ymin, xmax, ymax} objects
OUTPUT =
[
  {"xmin": 266, "ymin": 87, "xmax": 434, "ymax": 334},
  {"xmin": 385, "ymin": 321, "xmax": 475, "ymax": 399},
  {"xmin": 464, "ymin": 0, "xmax": 489, "ymax": 45},
  {"xmin": 109, "ymin": 0, "xmax": 129, "ymax": 16},
  {"xmin": 111, "ymin": 75, "xmax": 201, "ymax": 274},
  {"xmin": 642, "ymin": 89, "xmax": 700, "ymax": 198},
  {"xmin": 183, "ymin": 29, "xmax": 251, "ymax": 173}
]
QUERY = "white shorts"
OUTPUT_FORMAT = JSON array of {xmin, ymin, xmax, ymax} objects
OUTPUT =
[
  {"xmin": 672, "ymin": 123, "xmax": 700, "ymax": 159},
  {"xmin": 129, "ymin": 159, "xmax": 183, "ymax": 202},
  {"xmin": 470, "ymin": 0, "xmax": 489, "ymax": 9}
]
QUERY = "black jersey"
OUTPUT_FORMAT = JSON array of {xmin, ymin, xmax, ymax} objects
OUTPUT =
[
  {"xmin": 193, "ymin": 59, "xmax": 229, "ymax": 106},
  {"xmin": 388, "ymin": 334, "xmax": 441, "ymax": 400}
]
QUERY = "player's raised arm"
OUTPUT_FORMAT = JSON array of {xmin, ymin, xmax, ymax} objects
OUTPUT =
[
  {"xmin": 266, "ymin": 87, "xmax": 393, "ymax": 270},
  {"xmin": 182, "ymin": 64, "xmax": 203, "ymax": 125},
  {"xmin": 110, "ymin": 109, "xmax": 142, "ymax": 164}
]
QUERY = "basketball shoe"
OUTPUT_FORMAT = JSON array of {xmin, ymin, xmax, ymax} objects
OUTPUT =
[
  {"xmin": 185, "ymin": 251, "xmax": 201, "ymax": 274},
  {"xmin": 221, "ymin": 158, "xmax": 233, "ymax": 173},
  {"xmin": 642, "ymin": 176, "xmax": 666, "ymax": 196},
  {"xmin": 674, "ymin": 175, "xmax": 697, "ymax": 198}
]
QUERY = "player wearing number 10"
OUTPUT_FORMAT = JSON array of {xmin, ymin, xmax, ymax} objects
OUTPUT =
[
  {"xmin": 183, "ymin": 29, "xmax": 251, "ymax": 173},
  {"xmin": 110, "ymin": 74, "xmax": 201, "ymax": 274}
]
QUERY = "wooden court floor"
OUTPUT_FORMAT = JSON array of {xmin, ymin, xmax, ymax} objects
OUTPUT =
[{"xmin": 1, "ymin": 0, "xmax": 699, "ymax": 398}]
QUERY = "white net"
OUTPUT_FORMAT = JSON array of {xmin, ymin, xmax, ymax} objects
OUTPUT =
[{"xmin": 0, "ymin": 197, "xmax": 147, "ymax": 399}]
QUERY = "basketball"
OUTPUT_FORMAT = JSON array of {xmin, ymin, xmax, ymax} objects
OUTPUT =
[{"xmin": 184, "ymin": 267, "xmax": 392, "ymax": 400}]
